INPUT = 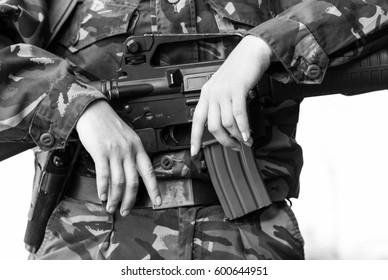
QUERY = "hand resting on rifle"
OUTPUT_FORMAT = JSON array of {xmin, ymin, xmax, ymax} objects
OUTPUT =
[
  {"xmin": 190, "ymin": 35, "xmax": 273, "ymax": 156},
  {"xmin": 76, "ymin": 100, "xmax": 161, "ymax": 216}
]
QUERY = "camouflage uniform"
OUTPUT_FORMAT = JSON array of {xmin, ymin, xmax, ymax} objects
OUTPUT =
[{"xmin": 0, "ymin": 0, "xmax": 387, "ymax": 259}]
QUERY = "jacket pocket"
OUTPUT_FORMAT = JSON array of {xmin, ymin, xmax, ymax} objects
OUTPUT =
[
  {"xmin": 206, "ymin": 0, "xmax": 272, "ymax": 28},
  {"xmin": 58, "ymin": 0, "xmax": 139, "ymax": 53}
]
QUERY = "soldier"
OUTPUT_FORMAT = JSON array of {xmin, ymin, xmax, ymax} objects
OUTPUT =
[{"xmin": 0, "ymin": 0, "xmax": 387, "ymax": 259}]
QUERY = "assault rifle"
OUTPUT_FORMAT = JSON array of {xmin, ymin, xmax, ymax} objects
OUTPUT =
[
  {"xmin": 2, "ymin": 33, "xmax": 387, "ymax": 162},
  {"xmin": 90, "ymin": 33, "xmax": 272, "ymax": 219},
  {"xmin": 17, "ymin": 33, "xmax": 388, "ymax": 253},
  {"xmin": 4, "ymin": 33, "xmax": 388, "ymax": 211},
  {"xmin": 88, "ymin": 33, "xmax": 388, "ymax": 219}
]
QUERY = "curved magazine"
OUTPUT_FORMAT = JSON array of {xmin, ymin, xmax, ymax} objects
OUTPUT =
[{"xmin": 203, "ymin": 143, "xmax": 271, "ymax": 219}]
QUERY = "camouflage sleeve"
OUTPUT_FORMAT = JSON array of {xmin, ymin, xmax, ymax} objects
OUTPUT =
[
  {"xmin": 247, "ymin": 0, "xmax": 388, "ymax": 84},
  {"xmin": 0, "ymin": 0, "xmax": 106, "ymax": 151}
]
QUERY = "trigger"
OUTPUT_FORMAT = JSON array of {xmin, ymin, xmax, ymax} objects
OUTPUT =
[{"xmin": 169, "ymin": 127, "xmax": 179, "ymax": 144}]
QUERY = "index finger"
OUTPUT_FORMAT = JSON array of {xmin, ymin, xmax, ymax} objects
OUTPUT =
[{"xmin": 190, "ymin": 98, "xmax": 208, "ymax": 156}]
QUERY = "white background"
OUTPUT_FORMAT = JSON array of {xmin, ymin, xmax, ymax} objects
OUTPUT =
[{"xmin": 1, "ymin": 90, "xmax": 388, "ymax": 260}]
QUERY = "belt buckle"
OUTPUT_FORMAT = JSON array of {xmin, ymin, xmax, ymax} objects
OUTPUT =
[{"xmin": 152, "ymin": 179, "xmax": 194, "ymax": 209}]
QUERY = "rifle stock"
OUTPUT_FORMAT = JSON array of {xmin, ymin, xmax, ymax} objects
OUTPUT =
[{"xmin": 262, "ymin": 47, "xmax": 388, "ymax": 100}]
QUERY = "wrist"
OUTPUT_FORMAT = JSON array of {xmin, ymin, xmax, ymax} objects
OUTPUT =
[
  {"xmin": 243, "ymin": 34, "xmax": 273, "ymax": 65},
  {"xmin": 76, "ymin": 99, "xmax": 109, "ymax": 132}
]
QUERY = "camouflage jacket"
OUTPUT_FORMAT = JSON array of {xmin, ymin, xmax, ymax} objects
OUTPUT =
[{"xmin": 0, "ymin": 0, "xmax": 387, "ymax": 198}]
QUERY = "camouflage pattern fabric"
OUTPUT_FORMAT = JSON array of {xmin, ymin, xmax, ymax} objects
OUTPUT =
[
  {"xmin": 29, "ymin": 198, "xmax": 304, "ymax": 260},
  {"xmin": 0, "ymin": 1, "xmax": 107, "ymax": 149},
  {"xmin": 0, "ymin": 0, "xmax": 387, "ymax": 259},
  {"xmin": 248, "ymin": 0, "xmax": 388, "ymax": 83}
]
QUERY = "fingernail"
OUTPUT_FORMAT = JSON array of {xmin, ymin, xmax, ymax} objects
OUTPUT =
[
  {"xmin": 155, "ymin": 195, "xmax": 162, "ymax": 206},
  {"xmin": 107, "ymin": 206, "xmax": 115, "ymax": 213},
  {"xmin": 100, "ymin": 193, "xmax": 107, "ymax": 201},
  {"xmin": 190, "ymin": 145, "xmax": 197, "ymax": 156},
  {"xmin": 242, "ymin": 132, "xmax": 250, "ymax": 142},
  {"xmin": 121, "ymin": 210, "xmax": 130, "ymax": 217},
  {"xmin": 243, "ymin": 137, "xmax": 253, "ymax": 147}
]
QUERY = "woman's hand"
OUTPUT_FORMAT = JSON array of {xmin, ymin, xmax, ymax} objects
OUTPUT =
[
  {"xmin": 190, "ymin": 35, "xmax": 273, "ymax": 155},
  {"xmin": 76, "ymin": 100, "xmax": 161, "ymax": 216}
]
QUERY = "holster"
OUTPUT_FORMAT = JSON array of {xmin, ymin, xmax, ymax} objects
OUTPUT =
[{"xmin": 24, "ymin": 143, "xmax": 81, "ymax": 254}]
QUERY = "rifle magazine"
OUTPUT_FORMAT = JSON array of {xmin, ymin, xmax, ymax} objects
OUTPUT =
[{"xmin": 203, "ymin": 143, "xmax": 271, "ymax": 220}]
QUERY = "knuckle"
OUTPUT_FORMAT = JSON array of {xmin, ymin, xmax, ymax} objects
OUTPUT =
[
  {"xmin": 129, "ymin": 134, "xmax": 142, "ymax": 148},
  {"xmin": 130, "ymin": 131, "xmax": 140, "ymax": 141},
  {"xmin": 108, "ymin": 198, "xmax": 120, "ymax": 206},
  {"xmin": 127, "ymin": 178, "xmax": 139, "ymax": 188},
  {"xmin": 222, "ymin": 119, "xmax": 234, "ymax": 129},
  {"xmin": 207, "ymin": 122, "xmax": 223, "ymax": 134},
  {"xmin": 201, "ymin": 82, "xmax": 210, "ymax": 92},
  {"xmin": 192, "ymin": 112, "xmax": 204, "ymax": 124},
  {"xmin": 233, "ymin": 108, "xmax": 244, "ymax": 117},
  {"xmin": 144, "ymin": 165, "xmax": 155, "ymax": 177},
  {"xmin": 200, "ymin": 83, "xmax": 216, "ymax": 98},
  {"xmin": 109, "ymin": 142, "xmax": 122, "ymax": 154},
  {"xmin": 97, "ymin": 176, "xmax": 110, "ymax": 187},
  {"xmin": 98, "ymin": 173, "xmax": 110, "ymax": 181},
  {"xmin": 207, "ymin": 124, "xmax": 219, "ymax": 135},
  {"xmin": 111, "ymin": 177, "xmax": 125, "ymax": 188}
]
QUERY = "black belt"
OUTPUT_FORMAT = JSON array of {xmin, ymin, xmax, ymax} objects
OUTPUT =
[{"xmin": 66, "ymin": 174, "xmax": 220, "ymax": 209}]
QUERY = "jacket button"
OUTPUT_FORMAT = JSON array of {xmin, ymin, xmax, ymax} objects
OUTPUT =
[
  {"xmin": 39, "ymin": 133, "xmax": 55, "ymax": 148},
  {"xmin": 306, "ymin": 64, "xmax": 321, "ymax": 79}
]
